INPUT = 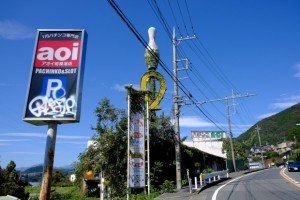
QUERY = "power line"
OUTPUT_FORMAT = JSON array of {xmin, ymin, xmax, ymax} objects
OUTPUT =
[
  {"xmin": 153, "ymin": 1, "xmax": 256, "ymax": 133},
  {"xmin": 176, "ymin": 0, "xmax": 189, "ymax": 35},
  {"xmin": 167, "ymin": 0, "xmax": 183, "ymax": 36},
  {"xmin": 107, "ymin": 0, "xmax": 225, "ymax": 132},
  {"xmin": 147, "ymin": 0, "xmax": 172, "ymax": 40},
  {"xmin": 184, "ymin": 0, "xmax": 196, "ymax": 34},
  {"xmin": 145, "ymin": 1, "xmax": 237, "ymax": 132}
]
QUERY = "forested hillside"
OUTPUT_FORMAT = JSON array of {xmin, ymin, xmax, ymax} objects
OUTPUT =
[{"xmin": 237, "ymin": 103, "xmax": 300, "ymax": 147}]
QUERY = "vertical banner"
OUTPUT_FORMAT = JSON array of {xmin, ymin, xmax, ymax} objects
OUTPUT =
[
  {"xmin": 126, "ymin": 87, "xmax": 146, "ymax": 188},
  {"xmin": 23, "ymin": 29, "xmax": 87, "ymax": 125},
  {"xmin": 129, "ymin": 112, "xmax": 145, "ymax": 188}
]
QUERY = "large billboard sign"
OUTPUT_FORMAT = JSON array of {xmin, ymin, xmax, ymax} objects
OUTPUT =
[{"xmin": 23, "ymin": 29, "xmax": 87, "ymax": 125}]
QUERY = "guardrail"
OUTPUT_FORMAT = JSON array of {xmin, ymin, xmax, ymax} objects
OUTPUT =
[{"xmin": 192, "ymin": 170, "xmax": 229, "ymax": 190}]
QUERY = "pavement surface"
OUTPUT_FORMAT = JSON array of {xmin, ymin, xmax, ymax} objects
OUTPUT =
[
  {"xmin": 284, "ymin": 168, "xmax": 300, "ymax": 183},
  {"xmin": 207, "ymin": 168, "xmax": 300, "ymax": 200},
  {"xmin": 154, "ymin": 170, "xmax": 249, "ymax": 200},
  {"xmin": 155, "ymin": 168, "xmax": 300, "ymax": 200}
]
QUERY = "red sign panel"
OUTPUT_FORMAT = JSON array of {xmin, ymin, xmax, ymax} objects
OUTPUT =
[{"xmin": 34, "ymin": 40, "xmax": 81, "ymax": 68}]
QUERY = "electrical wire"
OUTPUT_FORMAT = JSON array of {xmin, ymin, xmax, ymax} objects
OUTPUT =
[{"xmin": 107, "ymin": 0, "xmax": 226, "ymax": 131}]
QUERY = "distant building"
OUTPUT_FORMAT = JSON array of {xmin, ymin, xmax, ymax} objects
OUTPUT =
[
  {"xmin": 249, "ymin": 141, "xmax": 294, "ymax": 162},
  {"xmin": 183, "ymin": 131, "xmax": 227, "ymax": 159},
  {"xmin": 277, "ymin": 141, "xmax": 294, "ymax": 149},
  {"xmin": 276, "ymin": 141, "xmax": 294, "ymax": 158}
]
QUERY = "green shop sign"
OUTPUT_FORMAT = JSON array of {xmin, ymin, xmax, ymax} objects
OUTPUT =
[{"xmin": 210, "ymin": 131, "xmax": 225, "ymax": 138}]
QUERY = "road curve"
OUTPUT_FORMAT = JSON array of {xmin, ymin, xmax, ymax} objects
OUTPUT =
[{"xmin": 211, "ymin": 168, "xmax": 300, "ymax": 200}]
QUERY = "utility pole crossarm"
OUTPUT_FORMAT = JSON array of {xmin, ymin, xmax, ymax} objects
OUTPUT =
[
  {"xmin": 227, "ymin": 93, "xmax": 256, "ymax": 100},
  {"xmin": 184, "ymin": 93, "xmax": 255, "ymax": 106},
  {"xmin": 177, "ymin": 35, "xmax": 197, "ymax": 42}
]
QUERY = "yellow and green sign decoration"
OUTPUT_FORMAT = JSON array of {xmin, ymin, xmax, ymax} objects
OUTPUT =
[{"xmin": 140, "ymin": 27, "xmax": 166, "ymax": 110}]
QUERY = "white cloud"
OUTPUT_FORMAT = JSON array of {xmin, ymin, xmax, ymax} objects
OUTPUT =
[
  {"xmin": 0, "ymin": 132, "xmax": 89, "ymax": 140},
  {"xmin": 0, "ymin": 143, "xmax": 11, "ymax": 146},
  {"xmin": 8, "ymin": 152, "xmax": 43, "ymax": 155},
  {"xmin": 281, "ymin": 95, "xmax": 300, "ymax": 101},
  {"xmin": 257, "ymin": 112, "xmax": 277, "ymax": 119},
  {"xmin": 0, "ymin": 20, "xmax": 34, "ymax": 40},
  {"xmin": 179, "ymin": 116, "xmax": 214, "ymax": 127},
  {"xmin": 269, "ymin": 94, "xmax": 300, "ymax": 110},
  {"xmin": 112, "ymin": 84, "xmax": 139, "ymax": 92},
  {"xmin": 0, "ymin": 132, "xmax": 45, "ymax": 138},
  {"xmin": 57, "ymin": 141, "xmax": 87, "ymax": 145},
  {"xmin": 0, "ymin": 139, "xmax": 29, "ymax": 146},
  {"xmin": 57, "ymin": 135, "xmax": 89, "ymax": 140},
  {"xmin": 270, "ymin": 102, "xmax": 297, "ymax": 110},
  {"xmin": 0, "ymin": 139, "xmax": 29, "ymax": 142},
  {"xmin": 293, "ymin": 62, "xmax": 300, "ymax": 78}
]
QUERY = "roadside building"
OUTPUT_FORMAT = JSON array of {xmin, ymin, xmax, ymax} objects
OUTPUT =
[{"xmin": 183, "ymin": 131, "xmax": 227, "ymax": 171}]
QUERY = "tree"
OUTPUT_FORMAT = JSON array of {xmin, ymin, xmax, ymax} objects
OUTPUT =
[
  {"xmin": 222, "ymin": 139, "xmax": 250, "ymax": 171},
  {"xmin": 289, "ymin": 149, "xmax": 300, "ymax": 161},
  {"xmin": 265, "ymin": 150, "xmax": 279, "ymax": 159},
  {"xmin": 75, "ymin": 98, "xmax": 127, "ymax": 197},
  {"xmin": 222, "ymin": 138, "xmax": 249, "ymax": 161},
  {"xmin": 0, "ymin": 161, "xmax": 29, "ymax": 200},
  {"xmin": 288, "ymin": 126, "xmax": 300, "ymax": 148},
  {"xmin": 52, "ymin": 170, "xmax": 67, "ymax": 186},
  {"xmin": 76, "ymin": 98, "xmax": 225, "ymax": 198}
]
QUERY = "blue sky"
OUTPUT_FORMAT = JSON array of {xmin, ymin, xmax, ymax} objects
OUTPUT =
[{"xmin": 1, "ymin": 0, "xmax": 300, "ymax": 168}]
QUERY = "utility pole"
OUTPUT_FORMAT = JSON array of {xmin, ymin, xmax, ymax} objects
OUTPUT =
[
  {"xmin": 225, "ymin": 93, "xmax": 255, "ymax": 172},
  {"xmin": 255, "ymin": 125, "xmax": 264, "ymax": 167},
  {"xmin": 186, "ymin": 92, "xmax": 255, "ymax": 172},
  {"xmin": 172, "ymin": 27, "xmax": 196, "ymax": 190},
  {"xmin": 226, "ymin": 97, "xmax": 236, "ymax": 172}
]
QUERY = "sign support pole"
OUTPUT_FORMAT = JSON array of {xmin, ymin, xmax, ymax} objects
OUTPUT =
[
  {"xmin": 39, "ymin": 123, "xmax": 58, "ymax": 200},
  {"xmin": 126, "ymin": 92, "xmax": 131, "ymax": 200},
  {"xmin": 146, "ymin": 101, "xmax": 150, "ymax": 195}
]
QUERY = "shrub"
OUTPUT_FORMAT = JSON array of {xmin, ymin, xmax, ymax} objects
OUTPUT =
[
  {"xmin": 203, "ymin": 168, "xmax": 214, "ymax": 174},
  {"xmin": 160, "ymin": 180, "xmax": 175, "ymax": 193}
]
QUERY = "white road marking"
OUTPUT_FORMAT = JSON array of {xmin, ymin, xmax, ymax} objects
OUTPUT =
[{"xmin": 211, "ymin": 170, "xmax": 263, "ymax": 200}]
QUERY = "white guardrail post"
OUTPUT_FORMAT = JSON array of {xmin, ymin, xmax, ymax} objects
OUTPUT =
[
  {"xmin": 192, "ymin": 170, "xmax": 229, "ymax": 191},
  {"xmin": 204, "ymin": 170, "xmax": 229, "ymax": 184}
]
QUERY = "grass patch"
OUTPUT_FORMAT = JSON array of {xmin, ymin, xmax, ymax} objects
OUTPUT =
[
  {"xmin": 25, "ymin": 186, "xmax": 160, "ymax": 199},
  {"xmin": 25, "ymin": 186, "xmax": 98, "ymax": 200}
]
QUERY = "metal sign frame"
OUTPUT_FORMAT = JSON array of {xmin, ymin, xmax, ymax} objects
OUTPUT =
[{"xmin": 23, "ymin": 29, "xmax": 87, "ymax": 125}]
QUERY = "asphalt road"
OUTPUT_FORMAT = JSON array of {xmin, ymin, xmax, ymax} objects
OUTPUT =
[
  {"xmin": 198, "ymin": 168, "xmax": 300, "ymax": 200},
  {"xmin": 285, "ymin": 168, "xmax": 300, "ymax": 183}
]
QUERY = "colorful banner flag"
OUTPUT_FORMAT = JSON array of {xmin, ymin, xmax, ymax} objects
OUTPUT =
[{"xmin": 127, "ymin": 87, "xmax": 146, "ymax": 188}]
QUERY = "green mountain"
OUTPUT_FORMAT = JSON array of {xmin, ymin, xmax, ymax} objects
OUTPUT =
[
  {"xmin": 23, "ymin": 164, "xmax": 43, "ymax": 173},
  {"xmin": 20, "ymin": 163, "xmax": 75, "ymax": 174},
  {"xmin": 237, "ymin": 103, "xmax": 300, "ymax": 147}
]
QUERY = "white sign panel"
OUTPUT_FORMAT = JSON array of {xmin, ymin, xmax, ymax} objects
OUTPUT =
[{"xmin": 191, "ymin": 131, "xmax": 226, "ymax": 141}]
